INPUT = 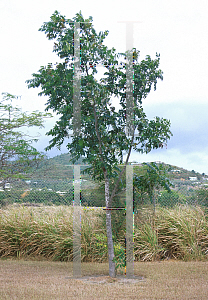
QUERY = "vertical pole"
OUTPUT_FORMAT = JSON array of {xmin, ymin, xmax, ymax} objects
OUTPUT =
[
  {"xmin": 73, "ymin": 22, "xmax": 81, "ymax": 137},
  {"xmin": 125, "ymin": 22, "xmax": 134, "ymax": 137},
  {"xmin": 126, "ymin": 165, "xmax": 134, "ymax": 278},
  {"xmin": 73, "ymin": 22, "xmax": 81, "ymax": 278},
  {"xmin": 73, "ymin": 165, "xmax": 81, "ymax": 277},
  {"xmin": 118, "ymin": 20, "xmax": 141, "ymax": 277},
  {"xmin": 125, "ymin": 22, "xmax": 136, "ymax": 278}
]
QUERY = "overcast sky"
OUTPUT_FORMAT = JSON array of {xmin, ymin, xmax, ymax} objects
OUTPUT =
[{"xmin": 1, "ymin": 0, "xmax": 208, "ymax": 174}]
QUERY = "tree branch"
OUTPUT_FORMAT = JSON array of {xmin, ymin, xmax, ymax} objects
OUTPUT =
[
  {"xmin": 92, "ymin": 99, "xmax": 107, "ymax": 175},
  {"xmin": 85, "ymin": 66, "xmax": 108, "ymax": 177}
]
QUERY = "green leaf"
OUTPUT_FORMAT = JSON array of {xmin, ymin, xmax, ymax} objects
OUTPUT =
[{"xmin": 0, "ymin": 92, "xmax": 50, "ymax": 188}]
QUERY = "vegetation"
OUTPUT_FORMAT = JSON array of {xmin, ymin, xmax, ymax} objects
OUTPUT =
[
  {"xmin": 26, "ymin": 11, "xmax": 172, "ymax": 277},
  {"xmin": 1, "ymin": 154, "xmax": 208, "ymax": 216},
  {"xmin": 1, "ymin": 152, "xmax": 208, "ymax": 214},
  {"xmin": 0, "ymin": 92, "xmax": 51, "ymax": 190},
  {"xmin": 157, "ymin": 190, "xmax": 187, "ymax": 208},
  {"xmin": 194, "ymin": 188, "xmax": 208, "ymax": 207},
  {"xmin": 0, "ymin": 204, "xmax": 208, "ymax": 274},
  {"xmin": 133, "ymin": 162, "xmax": 172, "ymax": 212}
]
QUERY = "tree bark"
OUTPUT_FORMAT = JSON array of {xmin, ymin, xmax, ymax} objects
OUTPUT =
[{"xmin": 105, "ymin": 174, "xmax": 116, "ymax": 278}]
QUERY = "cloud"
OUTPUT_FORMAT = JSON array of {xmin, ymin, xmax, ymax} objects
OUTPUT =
[
  {"xmin": 126, "ymin": 101, "xmax": 208, "ymax": 173},
  {"xmin": 142, "ymin": 101, "xmax": 208, "ymax": 152},
  {"xmin": 2, "ymin": 0, "xmax": 208, "ymax": 175}
]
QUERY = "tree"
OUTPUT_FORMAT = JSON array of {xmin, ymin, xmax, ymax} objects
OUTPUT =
[
  {"xmin": 0, "ymin": 92, "xmax": 51, "ymax": 189},
  {"xmin": 158, "ymin": 189, "xmax": 187, "ymax": 208},
  {"xmin": 26, "ymin": 11, "xmax": 173, "ymax": 277},
  {"xmin": 133, "ymin": 162, "xmax": 173, "ymax": 213},
  {"xmin": 193, "ymin": 188, "xmax": 208, "ymax": 207}
]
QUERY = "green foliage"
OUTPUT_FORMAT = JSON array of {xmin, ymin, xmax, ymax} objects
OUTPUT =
[
  {"xmin": 26, "ymin": 11, "xmax": 173, "ymax": 277},
  {"xmin": 113, "ymin": 243, "xmax": 126, "ymax": 275},
  {"xmin": 94, "ymin": 233, "xmax": 108, "ymax": 259},
  {"xmin": 26, "ymin": 10, "xmax": 172, "ymax": 190},
  {"xmin": 0, "ymin": 190, "xmax": 22, "ymax": 207},
  {"xmin": 81, "ymin": 187, "xmax": 105, "ymax": 207},
  {"xmin": 0, "ymin": 93, "xmax": 52, "ymax": 189},
  {"xmin": 194, "ymin": 188, "xmax": 208, "ymax": 207},
  {"xmin": 0, "ymin": 189, "xmax": 72, "ymax": 208},
  {"xmin": 133, "ymin": 162, "xmax": 173, "ymax": 210},
  {"xmin": 22, "ymin": 189, "xmax": 72, "ymax": 206},
  {"xmin": 158, "ymin": 190, "xmax": 187, "ymax": 208}
]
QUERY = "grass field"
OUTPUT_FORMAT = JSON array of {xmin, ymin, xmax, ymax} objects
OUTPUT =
[
  {"xmin": 1, "ymin": 204, "xmax": 208, "ymax": 298},
  {"xmin": 0, "ymin": 259, "xmax": 208, "ymax": 299},
  {"xmin": 1, "ymin": 204, "xmax": 208, "ymax": 264}
]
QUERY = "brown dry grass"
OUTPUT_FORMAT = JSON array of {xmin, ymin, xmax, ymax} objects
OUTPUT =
[
  {"xmin": 1, "ymin": 204, "xmax": 208, "ymax": 264},
  {"xmin": 0, "ymin": 258, "xmax": 208, "ymax": 299}
]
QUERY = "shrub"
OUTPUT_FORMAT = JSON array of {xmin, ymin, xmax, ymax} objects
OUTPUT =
[
  {"xmin": 0, "ymin": 190, "xmax": 23, "ymax": 207},
  {"xmin": 22, "ymin": 189, "xmax": 71, "ymax": 206},
  {"xmin": 157, "ymin": 190, "xmax": 187, "ymax": 208},
  {"xmin": 194, "ymin": 188, "xmax": 208, "ymax": 207}
]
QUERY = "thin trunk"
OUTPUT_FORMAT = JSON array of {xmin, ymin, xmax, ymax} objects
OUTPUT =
[
  {"xmin": 105, "ymin": 174, "xmax": 116, "ymax": 278},
  {"xmin": 91, "ymin": 95, "xmax": 116, "ymax": 277},
  {"xmin": 90, "ymin": 91, "xmax": 135, "ymax": 278}
]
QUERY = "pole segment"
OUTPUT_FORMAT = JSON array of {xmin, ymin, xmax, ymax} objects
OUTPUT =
[{"xmin": 73, "ymin": 22, "xmax": 81, "ymax": 278}]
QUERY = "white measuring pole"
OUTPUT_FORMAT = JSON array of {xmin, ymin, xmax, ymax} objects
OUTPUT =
[{"xmin": 73, "ymin": 22, "xmax": 81, "ymax": 278}]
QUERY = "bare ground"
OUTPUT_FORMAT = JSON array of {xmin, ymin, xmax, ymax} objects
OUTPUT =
[{"xmin": 0, "ymin": 258, "xmax": 208, "ymax": 299}]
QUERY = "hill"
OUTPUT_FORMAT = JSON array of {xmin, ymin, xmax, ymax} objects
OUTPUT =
[
  {"xmin": 2, "ymin": 153, "xmax": 208, "ymax": 208},
  {"xmin": 28, "ymin": 154, "xmax": 208, "ymax": 191}
]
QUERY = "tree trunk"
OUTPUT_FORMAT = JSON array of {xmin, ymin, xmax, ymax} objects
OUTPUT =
[{"xmin": 105, "ymin": 175, "xmax": 116, "ymax": 278}]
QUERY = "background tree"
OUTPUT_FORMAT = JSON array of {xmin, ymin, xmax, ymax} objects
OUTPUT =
[
  {"xmin": 26, "ymin": 11, "xmax": 173, "ymax": 277},
  {"xmin": 0, "ymin": 92, "xmax": 51, "ymax": 189},
  {"xmin": 133, "ymin": 162, "xmax": 173, "ymax": 213},
  {"xmin": 158, "ymin": 189, "xmax": 187, "ymax": 208},
  {"xmin": 192, "ymin": 188, "xmax": 208, "ymax": 207}
]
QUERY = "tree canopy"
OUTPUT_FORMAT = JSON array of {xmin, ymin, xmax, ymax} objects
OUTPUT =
[
  {"xmin": 26, "ymin": 10, "xmax": 172, "ymax": 186},
  {"xmin": 0, "ymin": 92, "xmax": 51, "ymax": 189},
  {"xmin": 133, "ymin": 162, "xmax": 173, "ymax": 209}
]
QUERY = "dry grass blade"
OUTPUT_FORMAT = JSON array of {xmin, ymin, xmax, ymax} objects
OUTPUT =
[{"xmin": 0, "ymin": 204, "xmax": 208, "ymax": 262}]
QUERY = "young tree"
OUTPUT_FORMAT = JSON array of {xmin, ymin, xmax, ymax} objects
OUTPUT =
[
  {"xmin": 26, "ymin": 11, "xmax": 173, "ymax": 277},
  {"xmin": 0, "ymin": 92, "xmax": 51, "ymax": 189}
]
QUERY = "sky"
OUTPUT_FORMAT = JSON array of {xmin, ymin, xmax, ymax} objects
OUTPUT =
[{"xmin": 1, "ymin": 0, "xmax": 208, "ymax": 174}]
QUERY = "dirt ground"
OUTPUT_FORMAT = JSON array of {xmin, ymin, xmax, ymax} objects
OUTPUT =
[{"xmin": 0, "ymin": 259, "xmax": 208, "ymax": 299}]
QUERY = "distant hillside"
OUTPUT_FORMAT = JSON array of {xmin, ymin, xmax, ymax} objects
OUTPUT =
[
  {"xmin": 31, "ymin": 154, "xmax": 208, "ymax": 180},
  {"xmin": 30, "ymin": 154, "xmax": 89, "ymax": 180},
  {"xmin": 27, "ymin": 154, "xmax": 208, "ymax": 192},
  {"xmin": 48, "ymin": 153, "xmax": 85, "ymax": 166}
]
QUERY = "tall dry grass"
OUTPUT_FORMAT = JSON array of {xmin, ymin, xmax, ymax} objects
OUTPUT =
[
  {"xmin": 134, "ymin": 204, "xmax": 208, "ymax": 261},
  {"xmin": 0, "ymin": 204, "xmax": 208, "ymax": 264},
  {"xmin": 0, "ymin": 205, "xmax": 107, "ymax": 262}
]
